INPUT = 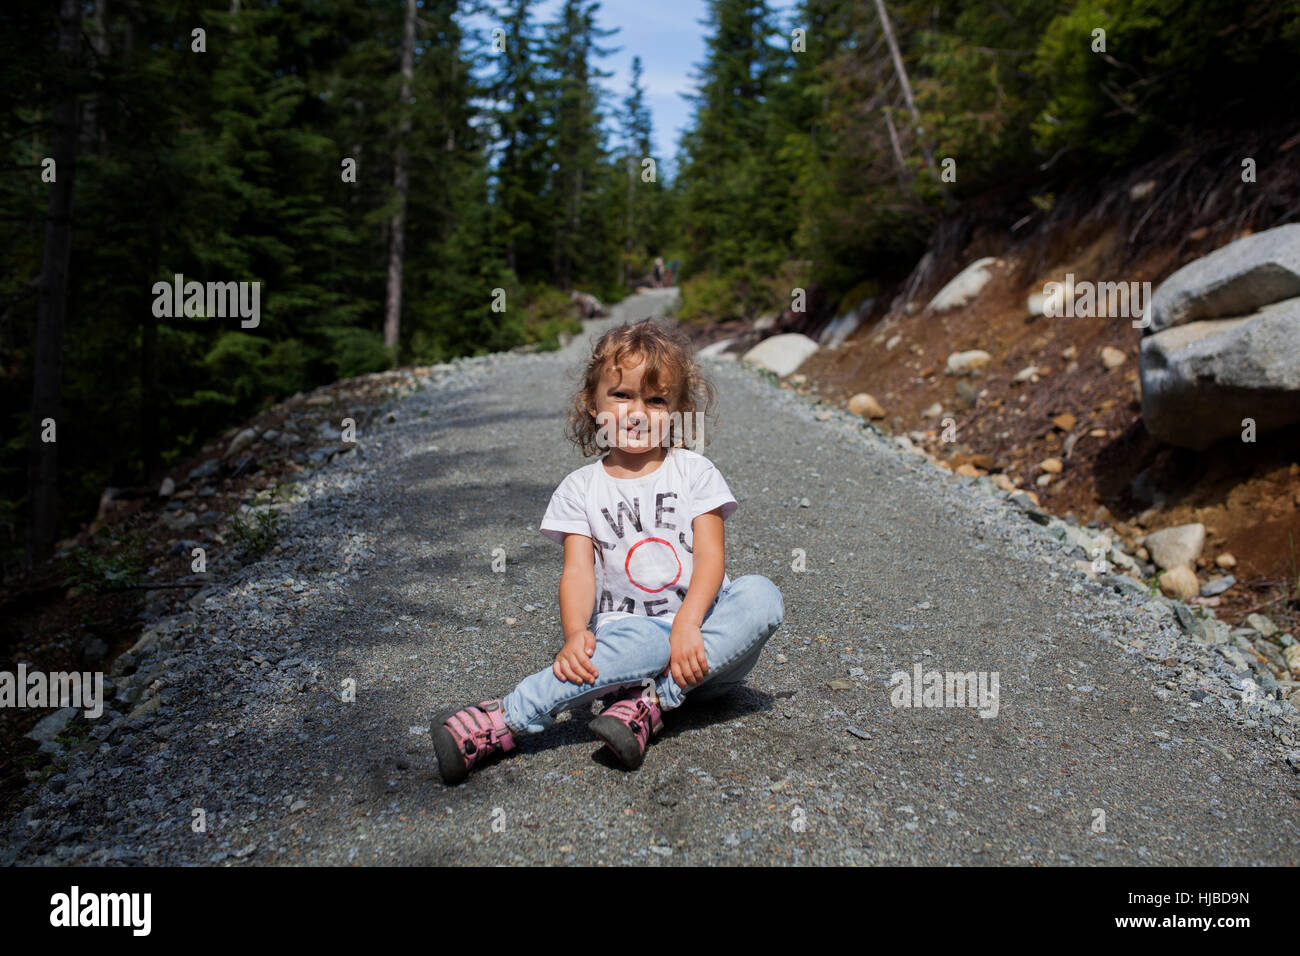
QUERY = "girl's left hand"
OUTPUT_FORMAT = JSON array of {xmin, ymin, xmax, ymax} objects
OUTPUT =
[{"xmin": 666, "ymin": 622, "xmax": 709, "ymax": 688}]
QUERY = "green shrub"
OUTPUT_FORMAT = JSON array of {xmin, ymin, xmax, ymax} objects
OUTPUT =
[
  {"xmin": 319, "ymin": 326, "xmax": 394, "ymax": 379},
  {"xmin": 676, "ymin": 272, "xmax": 748, "ymax": 323},
  {"xmin": 228, "ymin": 487, "xmax": 288, "ymax": 556},
  {"xmin": 57, "ymin": 523, "xmax": 146, "ymax": 594}
]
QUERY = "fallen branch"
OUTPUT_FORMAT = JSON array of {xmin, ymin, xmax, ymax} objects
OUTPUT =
[{"xmin": 107, "ymin": 581, "xmax": 206, "ymax": 590}]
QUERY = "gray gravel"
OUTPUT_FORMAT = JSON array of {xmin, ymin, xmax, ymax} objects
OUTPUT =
[{"xmin": 3, "ymin": 289, "xmax": 1298, "ymax": 866}]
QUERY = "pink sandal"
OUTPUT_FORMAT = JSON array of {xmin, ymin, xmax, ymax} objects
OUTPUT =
[
  {"xmin": 432, "ymin": 699, "xmax": 517, "ymax": 785},
  {"xmin": 588, "ymin": 684, "xmax": 663, "ymax": 769}
]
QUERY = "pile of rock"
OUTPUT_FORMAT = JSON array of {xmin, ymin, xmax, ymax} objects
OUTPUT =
[{"xmin": 1139, "ymin": 223, "xmax": 1300, "ymax": 449}]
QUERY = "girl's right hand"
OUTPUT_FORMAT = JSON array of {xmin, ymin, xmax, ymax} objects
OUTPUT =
[{"xmin": 553, "ymin": 630, "xmax": 598, "ymax": 685}]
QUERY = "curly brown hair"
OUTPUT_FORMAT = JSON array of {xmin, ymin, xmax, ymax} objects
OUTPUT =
[{"xmin": 564, "ymin": 318, "xmax": 718, "ymax": 458}]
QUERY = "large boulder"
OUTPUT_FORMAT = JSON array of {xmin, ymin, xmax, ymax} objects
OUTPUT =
[
  {"xmin": 1139, "ymin": 299, "xmax": 1300, "ymax": 448},
  {"xmin": 741, "ymin": 333, "xmax": 819, "ymax": 377},
  {"xmin": 1145, "ymin": 223, "xmax": 1300, "ymax": 334},
  {"xmin": 927, "ymin": 258, "xmax": 998, "ymax": 312}
]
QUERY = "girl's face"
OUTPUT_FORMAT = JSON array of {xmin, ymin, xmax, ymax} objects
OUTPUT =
[{"xmin": 587, "ymin": 353, "xmax": 676, "ymax": 454}]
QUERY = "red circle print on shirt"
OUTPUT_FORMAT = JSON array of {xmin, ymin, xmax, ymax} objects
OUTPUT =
[{"xmin": 625, "ymin": 537, "xmax": 683, "ymax": 593}]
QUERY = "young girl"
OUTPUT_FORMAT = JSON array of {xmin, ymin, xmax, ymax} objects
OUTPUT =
[{"xmin": 432, "ymin": 318, "xmax": 786, "ymax": 785}]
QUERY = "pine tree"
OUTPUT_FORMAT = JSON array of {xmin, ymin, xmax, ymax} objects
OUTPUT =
[
  {"xmin": 538, "ymin": 0, "xmax": 618, "ymax": 291},
  {"xmin": 614, "ymin": 55, "xmax": 657, "ymax": 288},
  {"xmin": 674, "ymin": 0, "xmax": 788, "ymax": 278},
  {"xmin": 487, "ymin": 0, "xmax": 553, "ymax": 282},
  {"xmin": 26, "ymin": 0, "xmax": 82, "ymax": 568},
  {"xmin": 383, "ymin": 0, "xmax": 417, "ymax": 353}
]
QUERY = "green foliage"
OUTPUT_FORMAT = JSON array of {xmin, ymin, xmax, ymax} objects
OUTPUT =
[
  {"xmin": 4, "ymin": 0, "xmax": 631, "ymax": 562},
  {"xmin": 1028, "ymin": 1, "xmax": 1157, "ymax": 164},
  {"xmin": 54, "ymin": 714, "xmax": 91, "ymax": 750},
  {"xmin": 1029, "ymin": 0, "xmax": 1300, "ymax": 169},
  {"xmin": 319, "ymin": 327, "xmax": 394, "ymax": 381},
  {"xmin": 520, "ymin": 283, "xmax": 583, "ymax": 348},
  {"xmin": 676, "ymin": 272, "xmax": 749, "ymax": 323},
  {"xmin": 836, "ymin": 279, "xmax": 880, "ymax": 317},
  {"xmin": 57, "ymin": 524, "xmax": 147, "ymax": 594},
  {"xmin": 667, "ymin": 0, "xmax": 1300, "ymax": 322},
  {"xmin": 228, "ymin": 487, "xmax": 290, "ymax": 557}
]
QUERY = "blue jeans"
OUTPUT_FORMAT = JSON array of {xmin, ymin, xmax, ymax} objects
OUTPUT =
[{"xmin": 501, "ymin": 574, "xmax": 785, "ymax": 735}]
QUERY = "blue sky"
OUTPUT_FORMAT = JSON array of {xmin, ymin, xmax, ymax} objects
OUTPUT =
[{"xmin": 461, "ymin": 0, "xmax": 802, "ymax": 181}]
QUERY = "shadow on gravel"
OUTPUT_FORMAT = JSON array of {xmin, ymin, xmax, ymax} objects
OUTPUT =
[
  {"xmin": 427, "ymin": 407, "xmax": 566, "ymax": 433},
  {"xmin": 499, "ymin": 685, "xmax": 775, "ymax": 774}
]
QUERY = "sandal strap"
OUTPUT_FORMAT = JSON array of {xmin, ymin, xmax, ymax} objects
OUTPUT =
[
  {"xmin": 607, "ymin": 694, "xmax": 663, "ymax": 737},
  {"xmin": 479, "ymin": 700, "xmax": 517, "ymax": 751},
  {"xmin": 444, "ymin": 701, "xmax": 516, "ymax": 755}
]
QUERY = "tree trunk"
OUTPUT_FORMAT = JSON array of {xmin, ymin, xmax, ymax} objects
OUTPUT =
[
  {"xmin": 27, "ymin": 0, "xmax": 82, "ymax": 570},
  {"xmin": 558, "ymin": 167, "xmax": 580, "ymax": 290},
  {"xmin": 140, "ymin": 211, "xmax": 162, "ymax": 485},
  {"xmin": 83, "ymin": 0, "xmax": 109, "ymax": 146},
  {"xmin": 624, "ymin": 155, "xmax": 634, "ymax": 288},
  {"xmin": 383, "ymin": 0, "xmax": 416, "ymax": 353},
  {"xmin": 872, "ymin": 0, "xmax": 937, "ymax": 179},
  {"xmin": 882, "ymin": 106, "xmax": 908, "ymax": 186}
]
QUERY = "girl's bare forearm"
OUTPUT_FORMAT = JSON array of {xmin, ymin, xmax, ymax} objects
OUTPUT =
[
  {"xmin": 674, "ymin": 548, "xmax": 725, "ymax": 627},
  {"xmin": 559, "ymin": 569, "xmax": 596, "ymax": 641}
]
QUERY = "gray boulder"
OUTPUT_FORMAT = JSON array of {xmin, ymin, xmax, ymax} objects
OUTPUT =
[
  {"xmin": 1142, "ymin": 523, "xmax": 1204, "ymax": 570},
  {"xmin": 26, "ymin": 707, "xmax": 78, "ymax": 743},
  {"xmin": 927, "ymin": 258, "xmax": 998, "ymax": 312},
  {"xmin": 696, "ymin": 338, "xmax": 737, "ymax": 359},
  {"xmin": 571, "ymin": 290, "xmax": 606, "ymax": 319},
  {"xmin": 1139, "ymin": 298, "xmax": 1300, "ymax": 448},
  {"xmin": 741, "ymin": 333, "xmax": 819, "ymax": 377},
  {"xmin": 226, "ymin": 427, "xmax": 257, "ymax": 458},
  {"xmin": 1146, "ymin": 223, "xmax": 1300, "ymax": 334}
]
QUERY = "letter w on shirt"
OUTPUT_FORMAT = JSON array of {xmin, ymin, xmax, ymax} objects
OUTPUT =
[{"xmin": 601, "ymin": 500, "xmax": 643, "ymax": 537}]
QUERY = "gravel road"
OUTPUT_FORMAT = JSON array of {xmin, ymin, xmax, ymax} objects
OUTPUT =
[{"xmin": 4, "ymin": 289, "xmax": 1298, "ymax": 866}]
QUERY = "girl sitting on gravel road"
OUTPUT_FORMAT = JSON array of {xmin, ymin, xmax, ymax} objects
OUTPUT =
[{"xmin": 432, "ymin": 319, "xmax": 785, "ymax": 784}]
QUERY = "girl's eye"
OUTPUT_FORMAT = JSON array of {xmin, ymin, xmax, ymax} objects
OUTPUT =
[{"xmin": 613, "ymin": 392, "xmax": 665, "ymax": 404}]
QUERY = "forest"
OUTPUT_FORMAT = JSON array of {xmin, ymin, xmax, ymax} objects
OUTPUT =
[{"xmin": 3, "ymin": 0, "xmax": 1298, "ymax": 578}]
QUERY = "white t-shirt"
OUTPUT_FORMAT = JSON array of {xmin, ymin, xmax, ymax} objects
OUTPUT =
[{"xmin": 539, "ymin": 446, "xmax": 738, "ymax": 632}]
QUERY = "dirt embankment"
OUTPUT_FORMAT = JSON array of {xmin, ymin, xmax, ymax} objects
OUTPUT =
[
  {"xmin": 799, "ymin": 240, "xmax": 1299, "ymax": 632},
  {"xmin": 689, "ymin": 128, "xmax": 1300, "ymax": 634}
]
